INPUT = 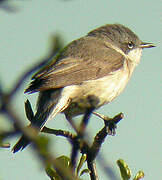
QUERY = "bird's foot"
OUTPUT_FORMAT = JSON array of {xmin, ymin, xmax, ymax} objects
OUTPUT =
[
  {"xmin": 105, "ymin": 119, "xmax": 117, "ymax": 136},
  {"xmin": 93, "ymin": 112, "xmax": 124, "ymax": 136}
]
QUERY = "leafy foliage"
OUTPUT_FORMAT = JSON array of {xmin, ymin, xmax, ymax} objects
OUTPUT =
[{"xmin": 117, "ymin": 159, "xmax": 144, "ymax": 180}]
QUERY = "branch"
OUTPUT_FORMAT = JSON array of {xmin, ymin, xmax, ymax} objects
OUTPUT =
[
  {"xmin": 90, "ymin": 113, "xmax": 124, "ymax": 160},
  {"xmin": 70, "ymin": 107, "xmax": 94, "ymax": 172},
  {"xmin": 87, "ymin": 160, "xmax": 99, "ymax": 180},
  {"xmin": 42, "ymin": 126, "xmax": 75, "ymax": 140},
  {"xmin": 80, "ymin": 113, "xmax": 124, "ymax": 180},
  {"xmin": 0, "ymin": 36, "xmax": 76, "ymax": 180}
]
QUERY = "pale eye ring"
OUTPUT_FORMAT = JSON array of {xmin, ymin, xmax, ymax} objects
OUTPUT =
[{"xmin": 128, "ymin": 42, "xmax": 134, "ymax": 49}]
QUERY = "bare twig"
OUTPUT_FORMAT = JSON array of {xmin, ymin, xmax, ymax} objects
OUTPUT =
[
  {"xmin": 79, "ymin": 107, "xmax": 95, "ymax": 137},
  {"xmin": 70, "ymin": 136, "xmax": 80, "ymax": 173},
  {"xmin": 0, "ymin": 35, "xmax": 77, "ymax": 180},
  {"xmin": 42, "ymin": 126, "xmax": 75, "ymax": 140},
  {"xmin": 87, "ymin": 160, "xmax": 99, "ymax": 180},
  {"xmin": 91, "ymin": 113, "xmax": 124, "ymax": 160},
  {"xmin": 79, "ymin": 113, "xmax": 124, "ymax": 180},
  {"xmin": 70, "ymin": 105, "xmax": 95, "ymax": 172},
  {"xmin": 1, "ymin": 102, "xmax": 76, "ymax": 180},
  {"xmin": 0, "ymin": 80, "xmax": 3, "ymax": 99}
]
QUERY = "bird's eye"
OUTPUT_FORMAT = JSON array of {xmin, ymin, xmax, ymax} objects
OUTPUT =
[{"xmin": 128, "ymin": 42, "xmax": 134, "ymax": 49}]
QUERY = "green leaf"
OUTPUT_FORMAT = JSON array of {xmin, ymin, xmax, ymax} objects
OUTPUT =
[
  {"xmin": 117, "ymin": 159, "xmax": 131, "ymax": 180},
  {"xmin": 0, "ymin": 135, "xmax": 10, "ymax": 148},
  {"xmin": 80, "ymin": 169, "xmax": 91, "ymax": 177},
  {"xmin": 133, "ymin": 171, "xmax": 144, "ymax": 180},
  {"xmin": 56, "ymin": 156, "xmax": 71, "ymax": 168},
  {"xmin": 45, "ymin": 165, "xmax": 61, "ymax": 180},
  {"xmin": 46, "ymin": 156, "xmax": 70, "ymax": 180},
  {"xmin": 76, "ymin": 154, "xmax": 87, "ymax": 176}
]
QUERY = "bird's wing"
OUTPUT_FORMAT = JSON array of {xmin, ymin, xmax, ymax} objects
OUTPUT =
[{"xmin": 25, "ymin": 41, "xmax": 125, "ymax": 93}]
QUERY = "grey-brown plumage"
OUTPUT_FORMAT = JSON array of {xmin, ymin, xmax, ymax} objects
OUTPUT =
[
  {"xmin": 13, "ymin": 24, "xmax": 155, "ymax": 153},
  {"xmin": 25, "ymin": 36, "xmax": 125, "ymax": 93}
]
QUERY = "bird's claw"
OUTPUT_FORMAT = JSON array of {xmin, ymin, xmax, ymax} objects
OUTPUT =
[
  {"xmin": 93, "ymin": 112, "xmax": 124, "ymax": 136},
  {"xmin": 106, "ymin": 120, "xmax": 117, "ymax": 136}
]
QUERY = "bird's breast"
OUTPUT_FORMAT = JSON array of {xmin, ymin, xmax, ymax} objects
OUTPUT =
[
  {"xmin": 81, "ymin": 64, "xmax": 130, "ymax": 107},
  {"xmin": 62, "ymin": 60, "xmax": 136, "ymax": 111}
]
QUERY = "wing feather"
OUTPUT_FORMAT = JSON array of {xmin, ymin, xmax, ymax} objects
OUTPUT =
[{"xmin": 25, "ymin": 37, "xmax": 125, "ymax": 93}]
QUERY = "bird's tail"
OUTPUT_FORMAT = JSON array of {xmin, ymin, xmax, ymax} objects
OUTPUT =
[
  {"xmin": 12, "ymin": 134, "xmax": 30, "ymax": 153},
  {"xmin": 12, "ymin": 108, "xmax": 53, "ymax": 153},
  {"xmin": 12, "ymin": 89, "xmax": 68, "ymax": 153}
]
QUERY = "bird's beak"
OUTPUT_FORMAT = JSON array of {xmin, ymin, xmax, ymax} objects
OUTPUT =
[{"xmin": 140, "ymin": 42, "xmax": 156, "ymax": 49}]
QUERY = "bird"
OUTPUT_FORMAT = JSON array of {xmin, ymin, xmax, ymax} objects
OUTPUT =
[{"xmin": 13, "ymin": 23, "xmax": 155, "ymax": 153}]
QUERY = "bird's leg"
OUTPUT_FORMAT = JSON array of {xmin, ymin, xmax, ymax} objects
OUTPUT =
[
  {"xmin": 93, "ymin": 112, "xmax": 110, "ymax": 121},
  {"xmin": 93, "ymin": 112, "xmax": 116, "ymax": 135},
  {"xmin": 93, "ymin": 112, "xmax": 124, "ymax": 136},
  {"xmin": 65, "ymin": 114, "xmax": 78, "ymax": 134}
]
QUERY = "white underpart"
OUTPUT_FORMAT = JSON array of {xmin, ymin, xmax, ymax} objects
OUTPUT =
[
  {"xmin": 48, "ymin": 86, "xmax": 77, "ymax": 120},
  {"xmin": 127, "ymin": 48, "xmax": 142, "ymax": 65},
  {"xmin": 47, "ymin": 47, "xmax": 143, "ymax": 120},
  {"xmin": 109, "ymin": 42, "xmax": 142, "ymax": 65}
]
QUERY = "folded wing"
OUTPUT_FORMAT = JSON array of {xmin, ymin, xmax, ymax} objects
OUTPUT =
[{"xmin": 25, "ymin": 39, "xmax": 125, "ymax": 93}]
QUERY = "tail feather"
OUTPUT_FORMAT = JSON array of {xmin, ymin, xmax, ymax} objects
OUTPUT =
[
  {"xmin": 12, "ymin": 135, "xmax": 30, "ymax": 153},
  {"xmin": 24, "ymin": 79, "xmax": 45, "ymax": 94},
  {"xmin": 12, "ymin": 89, "xmax": 67, "ymax": 153},
  {"xmin": 12, "ymin": 108, "xmax": 54, "ymax": 153}
]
